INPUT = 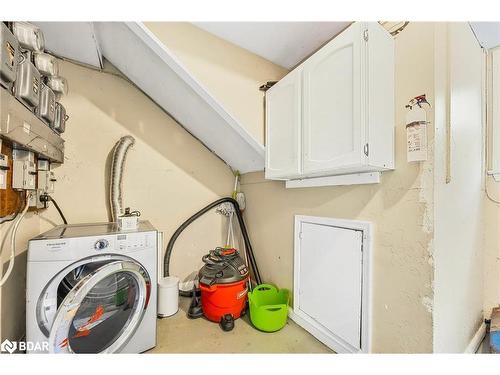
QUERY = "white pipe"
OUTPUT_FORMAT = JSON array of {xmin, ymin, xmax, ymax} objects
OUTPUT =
[
  {"xmin": 0, "ymin": 192, "xmax": 30, "ymax": 288},
  {"xmin": 109, "ymin": 136, "xmax": 135, "ymax": 222}
]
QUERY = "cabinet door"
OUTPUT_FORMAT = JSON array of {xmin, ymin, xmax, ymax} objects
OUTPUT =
[
  {"xmin": 302, "ymin": 23, "xmax": 365, "ymax": 175},
  {"xmin": 265, "ymin": 69, "xmax": 302, "ymax": 179}
]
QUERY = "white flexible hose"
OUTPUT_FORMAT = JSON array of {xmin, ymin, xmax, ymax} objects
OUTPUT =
[
  {"xmin": 109, "ymin": 136, "xmax": 135, "ymax": 222},
  {"xmin": 0, "ymin": 192, "xmax": 30, "ymax": 288},
  {"xmin": 226, "ymin": 212, "xmax": 235, "ymax": 247}
]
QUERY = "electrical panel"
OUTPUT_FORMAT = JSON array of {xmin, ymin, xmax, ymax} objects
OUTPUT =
[
  {"xmin": 35, "ymin": 159, "xmax": 56, "ymax": 208},
  {"xmin": 12, "ymin": 149, "xmax": 36, "ymax": 190},
  {"xmin": 37, "ymin": 160, "xmax": 55, "ymax": 194},
  {"xmin": 0, "ymin": 22, "xmax": 66, "ymax": 217}
]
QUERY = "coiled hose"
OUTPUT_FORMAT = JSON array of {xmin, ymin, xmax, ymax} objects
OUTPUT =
[
  {"xmin": 164, "ymin": 197, "xmax": 262, "ymax": 297},
  {"xmin": 109, "ymin": 136, "xmax": 135, "ymax": 222}
]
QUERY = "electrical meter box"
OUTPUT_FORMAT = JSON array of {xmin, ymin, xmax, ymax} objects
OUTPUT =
[
  {"xmin": 0, "ymin": 23, "xmax": 19, "ymax": 89},
  {"xmin": 37, "ymin": 84, "xmax": 56, "ymax": 126},
  {"xmin": 15, "ymin": 54, "xmax": 41, "ymax": 110},
  {"xmin": 53, "ymin": 102, "xmax": 67, "ymax": 133}
]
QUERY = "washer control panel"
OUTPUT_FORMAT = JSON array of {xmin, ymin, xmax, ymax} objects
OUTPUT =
[
  {"xmin": 29, "ymin": 225, "xmax": 157, "ymax": 262},
  {"xmin": 116, "ymin": 233, "xmax": 150, "ymax": 252}
]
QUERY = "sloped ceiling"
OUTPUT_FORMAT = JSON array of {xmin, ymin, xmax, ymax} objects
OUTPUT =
[
  {"xmin": 33, "ymin": 22, "xmax": 103, "ymax": 68},
  {"xmin": 470, "ymin": 22, "xmax": 500, "ymax": 49},
  {"xmin": 193, "ymin": 22, "xmax": 351, "ymax": 69},
  {"xmin": 33, "ymin": 22, "xmax": 350, "ymax": 172}
]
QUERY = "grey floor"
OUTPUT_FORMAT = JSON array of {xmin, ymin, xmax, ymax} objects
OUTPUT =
[
  {"xmin": 478, "ymin": 333, "xmax": 491, "ymax": 353},
  {"xmin": 149, "ymin": 297, "xmax": 332, "ymax": 354}
]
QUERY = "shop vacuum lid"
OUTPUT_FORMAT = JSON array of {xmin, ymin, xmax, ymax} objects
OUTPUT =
[{"xmin": 199, "ymin": 247, "xmax": 249, "ymax": 286}]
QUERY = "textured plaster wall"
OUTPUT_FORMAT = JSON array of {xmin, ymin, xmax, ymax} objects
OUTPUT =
[
  {"xmin": 144, "ymin": 22, "xmax": 289, "ymax": 145},
  {"xmin": 239, "ymin": 23, "xmax": 436, "ymax": 353},
  {"xmin": 433, "ymin": 23, "xmax": 485, "ymax": 353},
  {"xmin": 0, "ymin": 58, "xmax": 234, "ymax": 341}
]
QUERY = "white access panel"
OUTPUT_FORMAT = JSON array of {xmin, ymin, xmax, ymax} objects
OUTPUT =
[{"xmin": 292, "ymin": 216, "xmax": 372, "ymax": 353}]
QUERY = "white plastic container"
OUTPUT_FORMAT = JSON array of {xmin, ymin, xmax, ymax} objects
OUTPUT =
[{"xmin": 157, "ymin": 276, "xmax": 179, "ymax": 318}]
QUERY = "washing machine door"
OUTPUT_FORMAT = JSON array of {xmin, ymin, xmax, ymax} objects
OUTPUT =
[{"xmin": 47, "ymin": 259, "xmax": 151, "ymax": 353}]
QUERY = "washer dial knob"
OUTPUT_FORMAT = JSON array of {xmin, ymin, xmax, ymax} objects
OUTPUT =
[{"xmin": 94, "ymin": 239, "xmax": 109, "ymax": 250}]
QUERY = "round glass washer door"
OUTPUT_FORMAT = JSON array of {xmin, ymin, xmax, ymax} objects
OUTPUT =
[{"xmin": 48, "ymin": 259, "xmax": 150, "ymax": 353}]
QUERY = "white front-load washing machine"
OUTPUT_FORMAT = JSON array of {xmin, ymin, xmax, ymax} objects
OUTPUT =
[{"xmin": 26, "ymin": 221, "xmax": 158, "ymax": 353}]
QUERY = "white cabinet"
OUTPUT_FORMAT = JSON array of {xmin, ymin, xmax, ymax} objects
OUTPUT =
[
  {"xmin": 265, "ymin": 22, "xmax": 394, "ymax": 182},
  {"xmin": 292, "ymin": 216, "xmax": 371, "ymax": 353},
  {"xmin": 302, "ymin": 23, "xmax": 363, "ymax": 175},
  {"xmin": 265, "ymin": 68, "xmax": 302, "ymax": 179}
]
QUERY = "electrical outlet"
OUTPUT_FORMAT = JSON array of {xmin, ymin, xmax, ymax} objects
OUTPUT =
[
  {"xmin": 35, "ymin": 190, "xmax": 47, "ymax": 209},
  {"xmin": 28, "ymin": 191, "xmax": 38, "ymax": 207}
]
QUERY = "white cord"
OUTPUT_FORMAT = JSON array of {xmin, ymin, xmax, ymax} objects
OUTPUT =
[
  {"xmin": 0, "ymin": 192, "xmax": 30, "ymax": 288},
  {"xmin": 226, "ymin": 212, "xmax": 233, "ymax": 246}
]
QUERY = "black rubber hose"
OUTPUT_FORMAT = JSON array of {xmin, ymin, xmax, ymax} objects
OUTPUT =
[{"xmin": 164, "ymin": 197, "xmax": 262, "ymax": 296}]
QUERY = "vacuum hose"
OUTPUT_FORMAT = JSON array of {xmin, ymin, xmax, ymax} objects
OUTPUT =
[
  {"xmin": 164, "ymin": 197, "xmax": 262, "ymax": 296},
  {"xmin": 109, "ymin": 136, "xmax": 135, "ymax": 222}
]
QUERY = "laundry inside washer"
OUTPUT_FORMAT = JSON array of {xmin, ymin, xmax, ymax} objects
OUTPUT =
[{"xmin": 55, "ymin": 261, "xmax": 145, "ymax": 353}]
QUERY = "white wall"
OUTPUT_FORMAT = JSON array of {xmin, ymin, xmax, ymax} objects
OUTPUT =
[
  {"xmin": 483, "ymin": 47, "xmax": 500, "ymax": 319},
  {"xmin": 433, "ymin": 23, "xmax": 485, "ymax": 353}
]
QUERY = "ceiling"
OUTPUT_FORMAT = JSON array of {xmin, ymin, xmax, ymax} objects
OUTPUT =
[
  {"xmin": 470, "ymin": 22, "xmax": 500, "ymax": 49},
  {"xmin": 33, "ymin": 22, "xmax": 265, "ymax": 173},
  {"xmin": 33, "ymin": 22, "xmax": 103, "ymax": 68},
  {"xmin": 30, "ymin": 21, "xmax": 354, "ymax": 172},
  {"xmin": 193, "ymin": 22, "xmax": 351, "ymax": 69}
]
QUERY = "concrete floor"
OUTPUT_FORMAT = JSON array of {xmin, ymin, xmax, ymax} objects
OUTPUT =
[
  {"xmin": 149, "ymin": 297, "xmax": 333, "ymax": 354},
  {"xmin": 478, "ymin": 333, "xmax": 493, "ymax": 353}
]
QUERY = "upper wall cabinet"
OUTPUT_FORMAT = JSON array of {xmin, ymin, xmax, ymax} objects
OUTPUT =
[
  {"xmin": 265, "ymin": 68, "xmax": 302, "ymax": 179},
  {"xmin": 265, "ymin": 22, "xmax": 394, "ymax": 182}
]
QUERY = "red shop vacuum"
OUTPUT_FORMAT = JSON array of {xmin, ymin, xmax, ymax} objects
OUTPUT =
[
  {"xmin": 188, "ymin": 247, "xmax": 249, "ymax": 331},
  {"xmin": 163, "ymin": 197, "xmax": 262, "ymax": 331}
]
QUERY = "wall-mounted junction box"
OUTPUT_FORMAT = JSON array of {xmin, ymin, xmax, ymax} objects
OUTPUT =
[
  {"xmin": 0, "ymin": 138, "xmax": 9, "ymax": 190},
  {"xmin": 0, "ymin": 152, "xmax": 8, "ymax": 190},
  {"xmin": 35, "ymin": 159, "xmax": 56, "ymax": 208},
  {"xmin": 12, "ymin": 149, "xmax": 36, "ymax": 190},
  {"xmin": 37, "ymin": 164, "xmax": 55, "ymax": 194}
]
